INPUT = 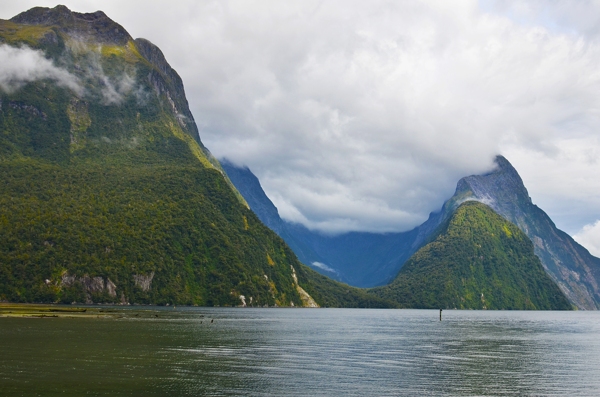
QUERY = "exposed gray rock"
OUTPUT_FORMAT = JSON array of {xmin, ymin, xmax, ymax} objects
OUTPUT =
[
  {"xmin": 8, "ymin": 101, "xmax": 47, "ymax": 120},
  {"xmin": 135, "ymin": 37, "xmax": 201, "ymax": 144},
  {"xmin": 80, "ymin": 276, "xmax": 104, "ymax": 294},
  {"xmin": 60, "ymin": 273, "xmax": 119, "ymax": 301},
  {"xmin": 106, "ymin": 278, "xmax": 117, "ymax": 297},
  {"xmin": 60, "ymin": 273, "xmax": 76, "ymax": 287},
  {"xmin": 133, "ymin": 272, "xmax": 154, "ymax": 292}
]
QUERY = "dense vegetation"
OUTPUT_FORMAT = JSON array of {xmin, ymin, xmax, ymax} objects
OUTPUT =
[
  {"xmin": 0, "ymin": 6, "xmax": 397, "ymax": 308},
  {"xmin": 371, "ymin": 201, "xmax": 572, "ymax": 310},
  {"xmin": 295, "ymin": 265, "xmax": 397, "ymax": 308},
  {"xmin": 0, "ymin": 159, "xmax": 293, "ymax": 306}
]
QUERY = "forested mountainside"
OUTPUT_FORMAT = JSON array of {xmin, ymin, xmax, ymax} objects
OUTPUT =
[
  {"xmin": 370, "ymin": 201, "xmax": 572, "ymax": 310},
  {"xmin": 0, "ymin": 5, "xmax": 396, "ymax": 308}
]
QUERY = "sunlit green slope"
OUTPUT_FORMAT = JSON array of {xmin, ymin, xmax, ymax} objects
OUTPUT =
[{"xmin": 370, "ymin": 201, "xmax": 572, "ymax": 310}]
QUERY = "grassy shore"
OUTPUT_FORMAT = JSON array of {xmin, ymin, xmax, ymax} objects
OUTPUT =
[{"xmin": 0, "ymin": 303, "xmax": 159, "ymax": 319}]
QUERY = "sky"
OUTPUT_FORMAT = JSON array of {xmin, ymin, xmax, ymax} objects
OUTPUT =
[{"xmin": 2, "ymin": 0, "xmax": 600, "ymax": 255}]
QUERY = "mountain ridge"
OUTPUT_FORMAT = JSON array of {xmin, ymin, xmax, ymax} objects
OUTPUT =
[{"xmin": 11, "ymin": 5, "xmax": 132, "ymax": 46}]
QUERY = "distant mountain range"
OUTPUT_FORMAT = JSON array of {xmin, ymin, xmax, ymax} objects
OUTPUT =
[{"xmin": 222, "ymin": 156, "xmax": 600, "ymax": 309}]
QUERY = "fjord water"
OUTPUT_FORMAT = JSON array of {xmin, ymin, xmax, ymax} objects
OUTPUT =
[{"xmin": 2, "ymin": 308, "xmax": 600, "ymax": 396}]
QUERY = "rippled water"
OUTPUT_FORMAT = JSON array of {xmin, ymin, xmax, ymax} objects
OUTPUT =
[{"xmin": 2, "ymin": 308, "xmax": 600, "ymax": 396}]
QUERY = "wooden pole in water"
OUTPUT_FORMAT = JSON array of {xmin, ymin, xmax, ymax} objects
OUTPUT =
[{"xmin": 439, "ymin": 308, "xmax": 442, "ymax": 321}]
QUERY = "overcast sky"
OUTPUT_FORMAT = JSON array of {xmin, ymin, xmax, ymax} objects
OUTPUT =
[{"xmin": 2, "ymin": 1, "xmax": 600, "ymax": 254}]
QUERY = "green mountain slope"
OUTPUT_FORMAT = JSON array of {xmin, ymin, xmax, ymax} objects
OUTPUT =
[
  {"xmin": 0, "ymin": 5, "xmax": 394, "ymax": 308},
  {"xmin": 370, "ymin": 201, "xmax": 572, "ymax": 310},
  {"xmin": 450, "ymin": 156, "xmax": 600, "ymax": 309}
]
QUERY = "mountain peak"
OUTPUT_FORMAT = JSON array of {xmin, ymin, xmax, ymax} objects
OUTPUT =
[
  {"xmin": 10, "ymin": 5, "xmax": 132, "ymax": 45},
  {"xmin": 454, "ymin": 155, "xmax": 531, "ymax": 212},
  {"xmin": 441, "ymin": 155, "xmax": 600, "ymax": 309},
  {"xmin": 485, "ymin": 155, "xmax": 523, "ymax": 182},
  {"xmin": 493, "ymin": 154, "xmax": 513, "ymax": 171}
]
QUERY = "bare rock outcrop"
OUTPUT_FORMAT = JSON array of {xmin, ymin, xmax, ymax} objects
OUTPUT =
[
  {"xmin": 60, "ymin": 273, "xmax": 118, "ymax": 302},
  {"xmin": 133, "ymin": 272, "xmax": 154, "ymax": 292}
]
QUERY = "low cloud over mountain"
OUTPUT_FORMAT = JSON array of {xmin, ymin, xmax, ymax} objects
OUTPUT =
[{"xmin": 0, "ymin": 44, "xmax": 82, "ymax": 94}]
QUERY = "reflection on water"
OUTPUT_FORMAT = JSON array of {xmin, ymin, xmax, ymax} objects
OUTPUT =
[{"xmin": 1, "ymin": 308, "xmax": 600, "ymax": 396}]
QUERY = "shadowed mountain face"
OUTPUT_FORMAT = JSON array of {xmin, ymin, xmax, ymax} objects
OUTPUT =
[
  {"xmin": 223, "ymin": 156, "xmax": 600, "ymax": 309},
  {"xmin": 370, "ymin": 201, "xmax": 572, "ymax": 310}
]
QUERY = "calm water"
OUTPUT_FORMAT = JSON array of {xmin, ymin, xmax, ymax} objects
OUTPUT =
[{"xmin": 1, "ymin": 308, "xmax": 600, "ymax": 396}]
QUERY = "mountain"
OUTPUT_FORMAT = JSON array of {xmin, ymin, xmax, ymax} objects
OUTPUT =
[
  {"xmin": 223, "ymin": 157, "xmax": 600, "ymax": 309},
  {"xmin": 444, "ymin": 156, "xmax": 600, "ymax": 309},
  {"xmin": 370, "ymin": 201, "xmax": 572, "ymax": 310},
  {"xmin": 0, "ymin": 6, "xmax": 395, "ymax": 308}
]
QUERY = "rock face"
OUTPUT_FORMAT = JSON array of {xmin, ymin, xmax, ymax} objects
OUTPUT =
[
  {"xmin": 60, "ymin": 273, "xmax": 119, "ymax": 303},
  {"xmin": 134, "ymin": 38, "xmax": 201, "ymax": 143},
  {"xmin": 371, "ymin": 201, "xmax": 572, "ymax": 310},
  {"xmin": 133, "ymin": 272, "xmax": 154, "ymax": 292}
]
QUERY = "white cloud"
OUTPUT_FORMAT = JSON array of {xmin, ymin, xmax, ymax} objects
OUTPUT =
[
  {"xmin": 68, "ymin": 45, "xmax": 138, "ymax": 105},
  {"xmin": 174, "ymin": 0, "xmax": 600, "ymax": 234},
  {"xmin": 98, "ymin": 72, "xmax": 136, "ymax": 105},
  {"xmin": 3, "ymin": 1, "xmax": 600, "ymax": 236},
  {"xmin": 311, "ymin": 262, "xmax": 337, "ymax": 274},
  {"xmin": 574, "ymin": 221, "xmax": 600, "ymax": 257},
  {"xmin": 0, "ymin": 44, "xmax": 82, "ymax": 94},
  {"xmin": 0, "ymin": 40, "xmax": 143, "ymax": 106}
]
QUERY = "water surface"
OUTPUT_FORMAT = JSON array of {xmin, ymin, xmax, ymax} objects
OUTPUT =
[{"xmin": 1, "ymin": 308, "xmax": 599, "ymax": 396}]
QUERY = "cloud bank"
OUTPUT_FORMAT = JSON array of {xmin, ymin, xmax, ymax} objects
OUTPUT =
[
  {"xmin": 0, "ymin": 44, "xmax": 82, "ymax": 94},
  {"xmin": 3, "ymin": 1, "xmax": 600, "ymax": 244},
  {"xmin": 0, "ymin": 39, "xmax": 148, "ymax": 108},
  {"xmin": 574, "ymin": 221, "xmax": 600, "ymax": 257},
  {"xmin": 161, "ymin": 1, "xmax": 600, "ymax": 235}
]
